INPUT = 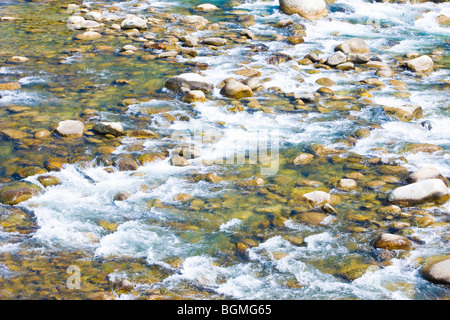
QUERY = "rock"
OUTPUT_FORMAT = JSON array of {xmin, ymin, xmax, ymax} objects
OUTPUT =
[
  {"xmin": 302, "ymin": 191, "xmax": 330, "ymax": 206},
  {"xmin": 406, "ymin": 143, "xmax": 443, "ymax": 154},
  {"xmin": 121, "ymin": 15, "xmax": 147, "ymax": 29},
  {"xmin": 373, "ymin": 233, "xmax": 412, "ymax": 251},
  {"xmin": 0, "ymin": 182, "xmax": 42, "ymax": 205},
  {"xmin": 93, "ymin": 122, "xmax": 125, "ymax": 136},
  {"xmin": 85, "ymin": 11, "xmax": 103, "ymax": 22},
  {"xmin": 179, "ymin": 147, "xmax": 201, "ymax": 159},
  {"xmin": 407, "ymin": 167, "xmax": 448, "ymax": 186},
  {"xmin": 316, "ymin": 77, "xmax": 336, "ymax": 86},
  {"xmin": 388, "ymin": 179, "xmax": 450, "ymax": 206},
  {"xmin": 67, "ymin": 15, "xmax": 85, "ymax": 30},
  {"xmin": 165, "ymin": 73, "xmax": 213, "ymax": 93},
  {"xmin": 382, "ymin": 104, "xmax": 422, "ymax": 122},
  {"xmin": 170, "ymin": 154, "xmax": 189, "ymax": 166},
  {"xmin": 337, "ymin": 178, "xmax": 357, "ymax": 191},
  {"xmin": 180, "ymin": 15, "xmax": 209, "ymax": 28},
  {"xmin": 237, "ymin": 177, "xmax": 265, "ymax": 188},
  {"xmin": 181, "ymin": 35, "xmax": 198, "ymax": 47},
  {"xmin": 175, "ymin": 193, "xmax": 193, "ymax": 202},
  {"xmin": 79, "ymin": 20, "xmax": 100, "ymax": 29},
  {"xmin": 117, "ymin": 279, "xmax": 134, "ymax": 292},
  {"xmin": 75, "ymin": 31, "xmax": 102, "ymax": 40},
  {"xmin": 336, "ymin": 62, "xmax": 354, "ymax": 70},
  {"xmin": 6, "ymin": 56, "xmax": 29, "ymax": 64},
  {"xmin": 325, "ymin": 51, "xmax": 347, "ymax": 67},
  {"xmin": 0, "ymin": 82, "xmax": 21, "ymax": 90},
  {"xmin": 335, "ymin": 38, "xmax": 370, "ymax": 54},
  {"xmin": 114, "ymin": 192, "xmax": 130, "ymax": 201},
  {"xmin": 127, "ymin": 130, "xmax": 157, "ymax": 139},
  {"xmin": 421, "ymin": 257, "xmax": 450, "ymax": 285},
  {"xmin": 404, "ymin": 55, "xmax": 433, "ymax": 73},
  {"xmin": 37, "ymin": 175, "xmax": 61, "ymax": 188},
  {"xmin": 55, "ymin": 120, "xmax": 84, "ymax": 138},
  {"xmin": 35, "ymin": 130, "xmax": 51, "ymax": 139},
  {"xmin": 376, "ymin": 67, "xmax": 394, "ymax": 78},
  {"xmin": 205, "ymin": 172, "xmax": 222, "ymax": 183},
  {"xmin": 183, "ymin": 90, "xmax": 206, "ymax": 103},
  {"xmin": 1, "ymin": 129, "xmax": 27, "ymax": 140},
  {"xmin": 279, "ymin": 0, "xmax": 329, "ymax": 21},
  {"xmin": 295, "ymin": 211, "xmax": 332, "ymax": 226},
  {"xmin": 220, "ymin": 79, "xmax": 254, "ymax": 99},
  {"xmin": 347, "ymin": 53, "xmax": 370, "ymax": 64},
  {"xmin": 293, "ymin": 153, "xmax": 314, "ymax": 165},
  {"xmin": 195, "ymin": 3, "xmax": 219, "ymax": 11},
  {"xmin": 116, "ymin": 157, "xmax": 139, "ymax": 171},
  {"xmin": 201, "ymin": 37, "xmax": 227, "ymax": 46}
]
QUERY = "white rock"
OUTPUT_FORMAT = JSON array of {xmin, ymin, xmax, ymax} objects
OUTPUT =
[
  {"xmin": 165, "ymin": 73, "xmax": 213, "ymax": 93},
  {"xmin": 93, "ymin": 122, "xmax": 124, "ymax": 136},
  {"xmin": 388, "ymin": 179, "xmax": 450, "ymax": 206},
  {"xmin": 406, "ymin": 167, "xmax": 448, "ymax": 186},
  {"xmin": 302, "ymin": 191, "xmax": 331, "ymax": 206},
  {"xmin": 121, "ymin": 15, "xmax": 147, "ymax": 29},
  {"xmin": 55, "ymin": 120, "xmax": 84, "ymax": 138},
  {"xmin": 404, "ymin": 55, "xmax": 434, "ymax": 73},
  {"xmin": 195, "ymin": 3, "xmax": 219, "ymax": 11},
  {"xmin": 85, "ymin": 11, "xmax": 103, "ymax": 22}
]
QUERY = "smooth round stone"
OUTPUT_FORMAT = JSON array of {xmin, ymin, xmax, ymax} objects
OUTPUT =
[
  {"xmin": 421, "ymin": 257, "xmax": 450, "ymax": 285},
  {"xmin": 0, "ymin": 182, "xmax": 43, "ymax": 205},
  {"xmin": 373, "ymin": 233, "xmax": 412, "ymax": 251},
  {"xmin": 388, "ymin": 179, "xmax": 450, "ymax": 206},
  {"xmin": 75, "ymin": 31, "xmax": 102, "ymax": 40},
  {"xmin": 93, "ymin": 122, "xmax": 124, "ymax": 136},
  {"xmin": 55, "ymin": 120, "xmax": 84, "ymax": 138}
]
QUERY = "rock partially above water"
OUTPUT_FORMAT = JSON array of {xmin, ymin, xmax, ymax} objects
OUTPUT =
[
  {"xmin": 335, "ymin": 38, "xmax": 370, "ymax": 54},
  {"xmin": 406, "ymin": 167, "xmax": 448, "ymax": 186},
  {"xmin": 421, "ymin": 257, "xmax": 450, "ymax": 285},
  {"xmin": 220, "ymin": 79, "xmax": 254, "ymax": 99},
  {"xmin": 55, "ymin": 120, "xmax": 84, "ymax": 138},
  {"xmin": 93, "ymin": 122, "xmax": 125, "ymax": 136},
  {"xmin": 165, "ymin": 73, "xmax": 213, "ymax": 93},
  {"xmin": 373, "ymin": 233, "xmax": 412, "ymax": 251},
  {"xmin": 279, "ymin": 0, "xmax": 328, "ymax": 20},
  {"xmin": 388, "ymin": 179, "xmax": 450, "ymax": 206},
  {"xmin": 121, "ymin": 15, "xmax": 147, "ymax": 29},
  {"xmin": 0, "ymin": 182, "xmax": 43, "ymax": 205},
  {"xmin": 404, "ymin": 55, "xmax": 434, "ymax": 73}
]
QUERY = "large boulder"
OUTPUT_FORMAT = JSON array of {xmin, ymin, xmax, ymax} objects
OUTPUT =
[
  {"xmin": 406, "ymin": 167, "xmax": 448, "ymax": 186},
  {"xmin": 121, "ymin": 15, "xmax": 147, "ymax": 30},
  {"xmin": 165, "ymin": 73, "xmax": 213, "ymax": 93},
  {"xmin": 404, "ymin": 55, "xmax": 434, "ymax": 73},
  {"xmin": 279, "ymin": 0, "xmax": 328, "ymax": 20},
  {"xmin": 421, "ymin": 257, "xmax": 450, "ymax": 285},
  {"xmin": 388, "ymin": 179, "xmax": 450, "ymax": 206},
  {"xmin": 334, "ymin": 38, "xmax": 370, "ymax": 54}
]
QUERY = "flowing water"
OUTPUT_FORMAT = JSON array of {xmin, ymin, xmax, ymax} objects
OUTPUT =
[{"xmin": 0, "ymin": 0, "xmax": 449, "ymax": 300}]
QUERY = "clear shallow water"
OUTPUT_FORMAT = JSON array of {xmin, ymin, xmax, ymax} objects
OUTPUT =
[{"xmin": 0, "ymin": 0, "xmax": 449, "ymax": 300}]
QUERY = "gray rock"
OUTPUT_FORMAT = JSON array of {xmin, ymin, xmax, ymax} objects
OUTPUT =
[
  {"xmin": 335, "ymin": 38, "xmax": 370, "ymax": 54},
  {"xmin": 326, "ymin": 51, "xmax": 347, "ymax": 67},
  {"xmin": 121, "ymin": 15, "xmax": 147, "ymax": 29},
  {"xmin": 93, "ymin": 122, "xmax": 125, "ymax": 136},
  {"xmin": 165, "ymin": 73, "xmax": 213, "ymax": 93},
  {"xmin": 406, "ymin": 167, "xmax": 448, "ymax": 186},
  {"xmin": 421, "ymin": 257, "xmax": 450, "ymax": 285},
  {"xmin": 404, "ymin": 55, "xmax": 434, "ymax": 73},
  {"xmin": 55, "ymin": 120, "xmax": 84, "ymax": 138}
]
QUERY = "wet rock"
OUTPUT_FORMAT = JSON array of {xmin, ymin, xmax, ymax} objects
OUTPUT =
[
  {"xmin": 337, "ymin": 178, "xmax": 357, "ymax": 191},
  {"xmin": 35, "ymin": 129, "xmax": 51, "ymax": 139},
  {"xmin": 201, "ymin": 37, "xmax": 228, "ymax": 46},
  {"xmin": 373, "ymin": 233, "xmax": 412, "ymax": 251},
  {"xmin": 75, "ymin": 31, "xmax": 102, "ymax": 40},
  {"xmin": 388, "ymin": 179, "xmax": 450, "ymax": 206},
  {"xmin": 205, "ymin": 172, "xmax": 222, "ymax": 183},
  {"xmin": 116, "ymin": 157, "xmax": 139, "ymax": 171},
  {"xmin": 195, "ymin": 3, "xmax": 219, "ymax": 11},
  {"xmin": 175, "ymin": 193, "xmax": 193, "ymax": 202},
  {"xmin": 382, "ymin": 104, "xmax": 422, "ymax": 122},
  {"xmin": 179, "ymin": 147, "xmax": 201, "ymax": 159},
  {"xmin": 325, "ymin": 51, "xmax": 347, "ymax": 67},
  {"xmin": 347, "ymin": 53, "xmax": 370, "ymax": 64},
  {"xmin": 114, "ymin": 192, "xmax": 130, "ymax": 201},
  {"xmin": 240, "ymin": 29, "xmax": 256, "ymax": 40},
  {"xmin": 55, "ymin": 120, "xmax": 84, "ymax": 138},
  {"xmin": 67, "ymin": 15, "xmax": 85, "ymax": 30},
  {"xmin": 170, "ymin": 154, "xmax": 189, "ymax": 166},
  {"xmin": 79, "ymin": 20, "xmax": 100, "ymax": 29},
  {"xmin": 316, "ymin": 77, "xmax": 336, "ymax": 86},
  {"xmin": 117, "ymin": 279, "xmax": 134, "ymax": 292},
  {"xmin": 336, "ymin": 62, "xmax": 354, "ymax": 70},
  {"xmin": 121, "ymin": 15, "xmax": 147, "ymax": 29},
  {"xmin": 165, "ymin": 73, "xmax": 213, "ymax": 93},
  {"xmin": 181, "ymin": 35, "xmax": 198, "ymax": 47},
  {"xmin": 404, "ymin": 55, "xmax": 434, "ymax": 73},
  {"xmin": 6, "ymin": 56, "xmax": 29, "ymax": 64},
  {"xmin": 1, "ymin": 129, "xmax": 27, "ymax": 140},
  {"xmin": 126, "ymin": 130, "xmax": 157, "ymax": 139},
  {"xmin": 421, "ymin": 257, "xmax": 450, "ymax": 285},
  {"xmin": 37, "ymin": 175, "xmax": 61, "ymax": 188},
  {"xmin": 93, "ymin": 122, "xmax": 125, "ymax": 136},
  {"xmin": 406, "ymin": 167, "xmax": 448, "ymax": 186},
  {"xmin": 237, "ymin": 177, "xmax": 265, "ymax": 188},
  {"xmin": 405, "ymin": 143, "xmax": 443, "ymax": 154},
  {"xmin": 85, "ymin": 11, "xmax": 103, "ymax": 22},
  {"xmin": 302, "ymin": 191, "xmax": 330, "ymax": 206},
  {"xmin": 295, "ymin": 211, "xmax": 332, "ymax": 226},
  {"xmin": 0, "ymin": 82, "xmax": 21, "ymax": 90},
  {"xmin": 183, "ymin": 90, "xmax": 206, "ymax": 103},
  {"xmin": 0, "ymin": 182, "xmax": 42, "ymax": 205},
  {"xmin": 335, "ymin": 38, "xmax": 370, "ymax": 54},
  {"xmin": 279, "ymin": 0, "xmax": 329, "ymax": 20},
  {"xmin": 376, "ymin": 67, "xmax": 394, "ymax": 78},
  {"xmin": 292, "ymin": 153, "xmax": 314, "ymax": 165},
  {"xmin": 220, "ymin": 79, "xmax": 254, "ymax": 99}
]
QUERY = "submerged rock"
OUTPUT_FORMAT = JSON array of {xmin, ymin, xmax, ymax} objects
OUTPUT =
[
  {"xmin": 388, "ymin": 179, "xmax": 450, "ymax": 206},
  {"xmin": 279, "ymin": 0, "xmax": 328, "ymax": 20}
]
